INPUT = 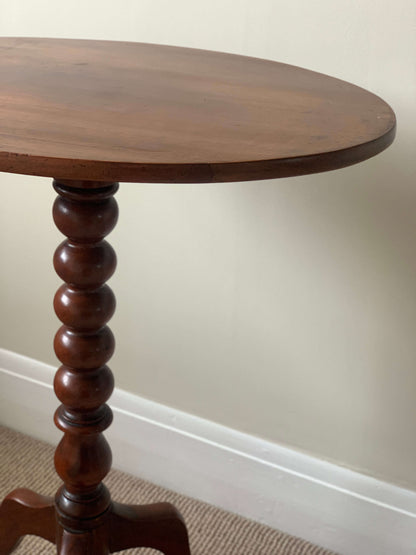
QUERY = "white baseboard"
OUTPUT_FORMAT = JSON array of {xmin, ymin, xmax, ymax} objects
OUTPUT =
[{"xmin": 1, "ymin": 348, "xmax": 416, "ymax": 555}]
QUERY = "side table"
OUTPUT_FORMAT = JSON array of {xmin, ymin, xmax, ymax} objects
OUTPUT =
[{"xmin": 0, "ymin": 38, "xmax": 396, "ymax": 554}]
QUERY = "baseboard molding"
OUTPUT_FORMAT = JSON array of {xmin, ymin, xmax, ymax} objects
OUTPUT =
[{"xmin": 1, "ymin": 348, "xmax": 416, "ymax": 554}]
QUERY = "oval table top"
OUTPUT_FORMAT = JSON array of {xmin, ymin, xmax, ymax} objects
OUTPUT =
[{"xmin": 0, "ymin": 37, "xmax": 395, "ymax": 184}]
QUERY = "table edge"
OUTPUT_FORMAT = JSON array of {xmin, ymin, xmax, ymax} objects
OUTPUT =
[{"xmin": 0, "ymin": 121, "xmax": 396, "ymax": 184}]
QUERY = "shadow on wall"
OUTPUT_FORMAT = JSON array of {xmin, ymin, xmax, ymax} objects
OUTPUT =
[{"xmin": 219, "ymin": 133, "xmax": 416, "ymax": 486}]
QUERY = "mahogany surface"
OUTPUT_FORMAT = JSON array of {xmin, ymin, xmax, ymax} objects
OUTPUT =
[
  {"xmin": 0, "ymin": 38, "xmax": 396, "ymax": 554},
  {"xmin": 0, "ymin": 489, "xmax": 55, "ymax": 552},
  {"xmin": 0, "ymin": 37, "xmax": 395, "ymax": 184}
]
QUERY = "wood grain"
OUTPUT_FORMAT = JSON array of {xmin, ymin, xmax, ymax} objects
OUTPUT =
[
  {"xmin": 0, "ymin": 489, "xmax": 55, "ymax": 553},
  {"xmin": 49, "ymin": 180, "xmax": 192, "ymax": 553},
  {"xmin": 0, "ymin": 38, "xmax": 395, "ymax": 184},
  {"xmin": 52, "ymin": 182, "xmax": 117, "ymax": 537}
]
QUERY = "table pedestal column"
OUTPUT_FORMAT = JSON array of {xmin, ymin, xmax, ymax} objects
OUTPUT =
[{"xmin": 0, "ymin": 179, "xmax": 191, "ymax": 555}]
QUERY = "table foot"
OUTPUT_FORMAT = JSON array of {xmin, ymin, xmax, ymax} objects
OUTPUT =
[
  {"xmin": 0, "ymin": 488, "xmax": 55, "ymax": 554},
  {"xmin": 109, "ymin": 501, "xmax": 191, "ymax": 554},
  {"xmin": 57, "ymin": 501, "xmax": 192, "ymax": 554},
  {"xmin": 0, "ymin": 490, "xmax": 191, "ymax": 555}
]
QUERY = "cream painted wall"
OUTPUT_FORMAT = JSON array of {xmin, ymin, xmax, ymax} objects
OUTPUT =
[{"xmin": 1, "ymin": 1, "xmax": 415, "ymax": 489}]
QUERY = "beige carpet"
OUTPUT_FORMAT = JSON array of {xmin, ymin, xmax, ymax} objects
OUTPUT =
[{"xmin": 0, "ymin": 426, "xmax": 336, "ymax": 554}]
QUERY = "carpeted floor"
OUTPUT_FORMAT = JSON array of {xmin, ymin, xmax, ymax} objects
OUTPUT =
[{"xmin": 0, "ymin": 426, "xmax": 337, "ymax": 554}]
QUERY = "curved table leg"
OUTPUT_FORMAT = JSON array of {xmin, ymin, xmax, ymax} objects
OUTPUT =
[
  {"xmin": 109, "ymin": 502, "xmax": 191, "ymax": 554},
  {"xmin": 0, "ymin": 490, "xmax": 191, "ymax": 555},
  {"xmin": 0, "ymin": 488, "xmax": 56, "ymax": 554}
]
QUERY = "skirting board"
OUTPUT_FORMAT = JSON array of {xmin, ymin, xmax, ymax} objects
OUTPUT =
[{"xmin": 1, "ymin": 348, "xmax": 416, "ymax": 555}]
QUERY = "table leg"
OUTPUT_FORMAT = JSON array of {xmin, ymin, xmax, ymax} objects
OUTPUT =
[
  {"xmin": 52, "ymin": 180, "xmax": 117, "ymax": 554},
  {"xmin": 0, "ymin": 179, "xmax": 191, "ymax": 554},
  {"xmin": 0, "ymin": 489, "xmax": 55, "ymax": 553}
]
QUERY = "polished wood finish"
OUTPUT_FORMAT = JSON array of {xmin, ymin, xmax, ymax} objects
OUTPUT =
[
  {"xmin": 52, "ymin": 181, "xmax": 190, "ymax": 554},
  {"xmin": 0, "ymin": 38, "xmax": 396, "ymax": 554},
  {"xmin": 52, "ymin": 181, "xmax": 117, "ymax": 540},
  {"xmin": 0, "ymin": 489, "xmax": 55, "ymax": 552},
  {"xmin": 109, "ymin": 502, "xmax": 191, "ymax": 554},
  {"xmin": 0, "ymin": 180, "xmax": 192, "ymax": 554},
  {"xmin": 0, "ymin": 38, "xmax": 395, "ymax": 184},
  {"xmin": 0, "ymin": 489, "xmax": 190, "ymax": 554}
]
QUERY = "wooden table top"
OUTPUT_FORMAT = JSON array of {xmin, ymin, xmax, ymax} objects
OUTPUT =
[{"xmin": 0, "ymin": 38, "xmax": 395, "ymax": 184}]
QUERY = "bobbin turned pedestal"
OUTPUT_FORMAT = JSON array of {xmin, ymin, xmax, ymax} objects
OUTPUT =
[{"xmin": 0, "ymin": 180, "xmax": 191, "ymax": 555}]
